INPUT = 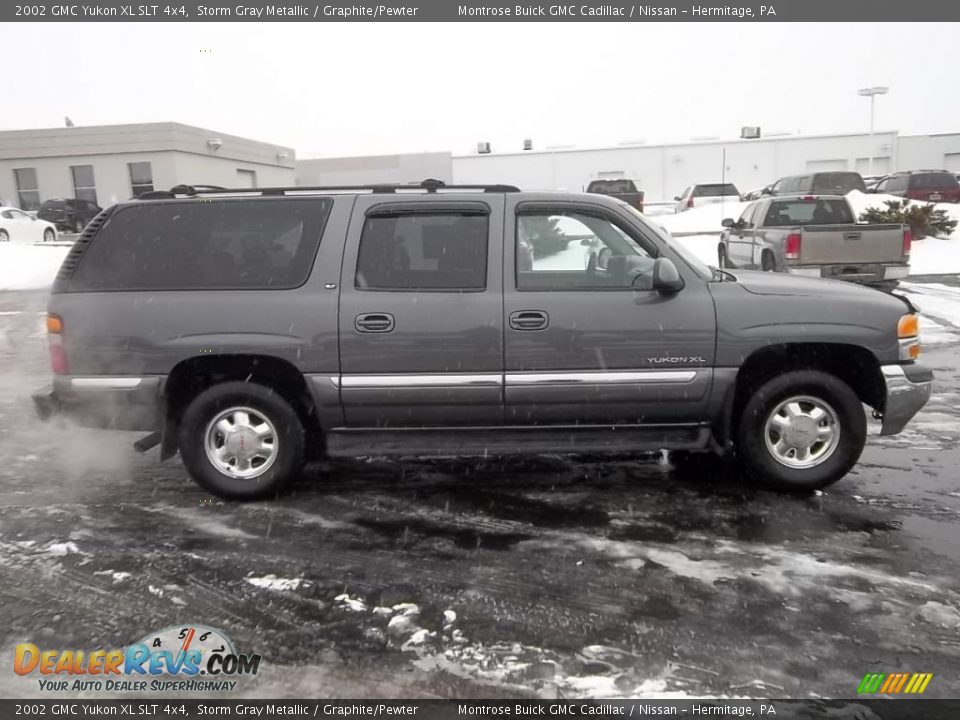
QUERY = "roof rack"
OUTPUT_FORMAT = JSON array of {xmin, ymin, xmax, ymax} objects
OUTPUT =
[{"xmin": 136, "ymin": 179, "xmax": 520, "ymax": 200}]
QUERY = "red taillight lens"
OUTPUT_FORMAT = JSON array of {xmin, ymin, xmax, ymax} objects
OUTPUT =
[
  {"xmin": 47, "ymin": 313, "xmax": 67, "ymax": 375},
  {"xmin": 785, "ymin": 233, "xmax": 802, "ymax": 260},
  {"xmin": 903, "ymin": 228, "xmax": 912, "ymax": 257},
  {"xmin": 687, "ymin": 197, "xmax": 694, "ymax": 208},
  {"xmin": 49, "ymin": 342, "xmax": 68, "ymax": 374}
]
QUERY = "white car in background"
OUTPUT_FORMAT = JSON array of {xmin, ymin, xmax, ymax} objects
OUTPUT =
[
  {"xmin": 0, "ymin": 207, "xmax": 57, "ymax": 243},
  {"xmin": 674, "ymin": 182, "xmax": 741, "ymax": 212}
]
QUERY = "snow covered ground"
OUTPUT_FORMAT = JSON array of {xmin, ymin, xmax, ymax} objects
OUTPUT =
[{"xmin": 0, "ymin": 244, "xmax": 70, "ymax": 291}]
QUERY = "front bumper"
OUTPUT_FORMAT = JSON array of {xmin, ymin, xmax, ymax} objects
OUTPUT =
[
  {"xmin": 879, "ymin": 363, "xmax": 933, "ymax": 436},
  {"xmin": 31, "ymin": 376, "xmax": 163, "ymax": 431}
]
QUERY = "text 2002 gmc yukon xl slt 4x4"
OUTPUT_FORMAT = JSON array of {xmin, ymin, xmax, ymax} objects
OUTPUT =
[{"xmin": 32, "ymin": 181, "xmax": 933, "ymax": 500}]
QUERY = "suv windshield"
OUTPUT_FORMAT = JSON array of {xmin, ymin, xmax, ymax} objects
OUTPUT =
[
  {"xmin": 909, "ymin": 173, "xmax": 959, "ymax": 191},
  {"xmin": 693, "ymin": 184, "xmax": 739, "ymax": 197},
  {"xmin": 621, "ymin": 203, "xmax": 713, "ymax": 280}
]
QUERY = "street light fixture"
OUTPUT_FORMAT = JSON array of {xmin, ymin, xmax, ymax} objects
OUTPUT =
[{"xmin": 858, "ymin": 86, "xmax": 889, "ymax": 175}]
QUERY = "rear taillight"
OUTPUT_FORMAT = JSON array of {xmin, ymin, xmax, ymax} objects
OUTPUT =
[
  {"xmin": 785, "ymin": 233, "xmax": 802, "ymax": 260},
  {"xmin": 686, "ymin": 197, "xmax": 694, "ymax": 208},
  {"xmin": 902, "ymin": 228, "xmax": 912, "ymax": 257},
  {"xmin": 46, "ymin": 313, "xmax": 67, "ymax": 375}
]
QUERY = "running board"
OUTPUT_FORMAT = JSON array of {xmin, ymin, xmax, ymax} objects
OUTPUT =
[{"xmin": 325, "ymin": 424, "xmax": 710, "ymax": 457}]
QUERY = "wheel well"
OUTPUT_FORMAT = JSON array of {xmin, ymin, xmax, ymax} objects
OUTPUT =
[
  {"xmin": 725, "ymin": 343, "xmax": 884, "ymax": 442},
  {"xmin": 163, "ymin": 355, "xmax": 322, "ymax": 457}
]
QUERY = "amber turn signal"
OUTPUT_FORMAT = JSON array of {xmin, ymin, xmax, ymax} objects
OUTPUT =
[
  {"xmin": 46, "ymin": 314, "xmax": 63, "ymax": 334},
  {"xmin": 898, "ymin": 313, "xmax": 919, "ymax": 338}
]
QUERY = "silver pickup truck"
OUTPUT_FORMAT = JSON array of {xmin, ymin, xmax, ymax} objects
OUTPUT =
[{"xmin": 718, "ymin": 194, "xmax": 910, "ymax": 289}]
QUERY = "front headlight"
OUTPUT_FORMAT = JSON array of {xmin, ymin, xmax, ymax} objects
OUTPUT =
[{"xmin": 898, "ymin": 313, "xmax": 921, "ymax": 360}]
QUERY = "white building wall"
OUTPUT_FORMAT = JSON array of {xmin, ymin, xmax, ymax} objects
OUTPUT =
[
  {"xmin": 897, "ymin": 134, "xmax": 960, "ymax": 172},
  {"xmin": 452, "ymin": 132, "xmax": 904, "ymax": 200}
]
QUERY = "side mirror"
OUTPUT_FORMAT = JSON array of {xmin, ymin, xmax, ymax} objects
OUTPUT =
[
  {"xmin": 596, "ymin": 247, "xmax": 612, "ymax": 270},
  {"xmin": 673, "ymin": 195, "xmax": 681, "ymax": 201},
  {"xmin": 721, "ymin": 218, "xmax": 736, "ymax": 228},
  {"xmin": 632, "ymin": 258, "xmax": 684, "ymax": 295},
  {"xmin": 761, "ymin": 187, "xmax": 772, "ymax": 195}
]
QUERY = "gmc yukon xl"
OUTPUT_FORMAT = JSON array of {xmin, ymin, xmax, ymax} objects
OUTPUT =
[{"xmin": 32, "ymin": 181, "xmax": 933, "ymax": 499}]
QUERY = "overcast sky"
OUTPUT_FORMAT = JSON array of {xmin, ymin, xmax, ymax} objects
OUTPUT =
[{"xmin": 4, "ymin": 23, "xmax": 958, "ymax": 158}]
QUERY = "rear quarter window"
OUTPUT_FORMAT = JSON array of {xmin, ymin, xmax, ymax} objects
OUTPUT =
[{"xmin": 69, "ymin": 198, "xmax": 331, "ymax": 291}]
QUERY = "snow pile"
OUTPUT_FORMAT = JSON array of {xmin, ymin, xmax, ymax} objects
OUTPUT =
[
  {"xmin": 654, "ymin": 201, "xmax": 749, "ymax": 235},
  {"xmin": 0, "ymin": 244, "xmax": 70, "ymax": 291},
  {"xmin": 245, "ymin": 574, "xmax": 305, "ymax": 591}
]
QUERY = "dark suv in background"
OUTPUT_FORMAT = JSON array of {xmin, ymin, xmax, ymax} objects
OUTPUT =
[
  {"xmin": 37, "ymin": 198, "xmax": 103, "ymax": 233},
  {"xmin": 872, "ymin": 170, "xmax": 960, "ymax": 203},
  {"xmin": 766, "ymin": 172, "xmax": 867, "ymax": 197}
]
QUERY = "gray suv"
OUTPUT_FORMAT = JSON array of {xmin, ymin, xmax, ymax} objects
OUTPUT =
[{"xmin": 32, "ymin": 182, "xmax": 932, "ymax": 499}]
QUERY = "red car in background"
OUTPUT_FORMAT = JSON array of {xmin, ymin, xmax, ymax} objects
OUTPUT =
[{"xmin": 873, "ymin": 170, "xmax": 960, "ymax": 203}]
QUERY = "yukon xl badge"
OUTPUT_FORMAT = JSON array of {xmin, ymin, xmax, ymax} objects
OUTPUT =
[{"xmin": 647, "ymin": 356, "xmax": 706, "ymax": 364}]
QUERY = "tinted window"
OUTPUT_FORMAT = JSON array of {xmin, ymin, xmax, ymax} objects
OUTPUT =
[
  {"xmin": 42, "ymin": 200, "xmax": 66, "ymax": 210},
  {"xmin": 356, "ymin": 212, "xmax": 488, "ymax": 291},
  {"xmin": 812, "ymin": 173, "xmax": 866, "ymax": 194},
  {"xmin": 516, "ymin": 211, "xmax": 654, "ymax": 290},
  {"xmin": 71, "ymin": 198, "xmax": 330, "ymax": 291},
  {"xmin": 763, "ymin": 199, "xmax": 854, "ymax": 226},
  {"xmin": 909, "ymin": 173, "xmax": 959, "ymax": 191},
  {"xmin": 693, "ymin": 184, "xmax": 739, "ymax": 198}
]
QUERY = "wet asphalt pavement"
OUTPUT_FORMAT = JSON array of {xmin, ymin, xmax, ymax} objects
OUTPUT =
[{"xmin": 0, "ymin": 285, "xmax": 959, "ymax": 701}]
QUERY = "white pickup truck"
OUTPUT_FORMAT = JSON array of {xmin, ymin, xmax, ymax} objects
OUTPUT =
[{"xmin": 718, "ymin": 194, "xmax": 910, "ymax": 289}]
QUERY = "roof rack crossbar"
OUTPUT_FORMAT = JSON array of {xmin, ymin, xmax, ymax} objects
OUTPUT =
[{"xmin": 137, "ymin": 180, "xmax": 520, "ymax": 200}]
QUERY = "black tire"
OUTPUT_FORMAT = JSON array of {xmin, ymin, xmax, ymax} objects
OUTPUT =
[
  {"xmin": 178, "ymin": 382, "xmax": 305, "ymax": 500},
  {"xmin": 74, "ymin": 219, "xmax": 85, "ymax": 233},
  {"xmin": 0, "ymin": 229, "xmax": 8, "ymax": 242},
  {"xmin": 43, "ymin": 228, "xmax": 55, "ymax": 243},
  {"xmin": 736, "ymin": 370, "xmax": 866, "ymax": 491},
  {"xmin": 717, "ymin": 244, "xmax": 728, "ymax": 268}
]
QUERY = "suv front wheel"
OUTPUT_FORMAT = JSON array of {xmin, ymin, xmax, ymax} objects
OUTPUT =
[
  {"xmin": 737, "ymin": 370, "xmax": 866, "ymax": 491},
  {"xmin": 178, "ymin": 382, "xmax": 305, "ymax": 500}
]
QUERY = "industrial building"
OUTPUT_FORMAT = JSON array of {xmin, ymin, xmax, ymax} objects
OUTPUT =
[
  {"xmin": 0, "ymin": 123, "xmax": 296, "ymax": 211},
  {"xmin": 300, "ymin": 131, "xmax": 960, "ymax": 201}
]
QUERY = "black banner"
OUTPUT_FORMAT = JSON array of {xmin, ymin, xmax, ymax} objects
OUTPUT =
[
  {"xmin": 3, "ymin": 700, "xmax": 960, "ymax": 719},
  {"xmin": 4, "ymin": 0, "xmax": 960, "ymax": 22}
]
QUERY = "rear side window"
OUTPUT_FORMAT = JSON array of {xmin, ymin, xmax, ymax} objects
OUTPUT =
[
  {"xmin": 812, "ymin": 173, "xmax": 866, "ymax": 194},
  {"xmin": 356, "ymin": 212, "xmax": 488, "ymax": 291},
  {"xmin": 764, "ymin": 199, "xmax": 855, "ymax": 226},
  {"xmin": 693, "ymin": 184, "xmax": 739, "ymax": 197},
  {"xmin": 70, "ymin": 198, "xmax": 331, "ymax": 291},
  {"xmin": 43, "ymin": 200, "xmax": 66, "ymax": 211},
  {"xmin": 909, "ymin": 173, "xmax": 959, "ymax": 191}
]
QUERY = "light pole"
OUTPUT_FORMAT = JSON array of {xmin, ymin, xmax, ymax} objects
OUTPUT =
[{"xmin": 858, "ymin": 86, "xmax": 889, "ymax": 175}]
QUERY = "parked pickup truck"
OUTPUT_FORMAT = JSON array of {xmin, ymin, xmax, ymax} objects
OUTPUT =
[
  {"xmin": 32, "ymin": 181, "xmax": 931, "ymax": 500},
  {"xmin": 719, "ymin": 194, "xmax": 910, "ymax": 289},
  {"xmin": 586, "ymin": 179, "xmax": 644, "ymax": 212}
]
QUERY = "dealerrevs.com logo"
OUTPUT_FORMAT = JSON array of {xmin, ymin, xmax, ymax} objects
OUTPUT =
[{"xmin": 14, "ymin": 625, "xmax": 261, "ymax": 693}]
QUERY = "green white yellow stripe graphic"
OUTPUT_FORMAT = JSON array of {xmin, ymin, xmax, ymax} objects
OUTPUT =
[{"xmin": 857, "ymin": 672, "xmax": 933, "ymax": 694}]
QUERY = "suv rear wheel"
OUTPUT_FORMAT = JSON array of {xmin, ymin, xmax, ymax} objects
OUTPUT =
[
  {"xmin": 178, "ymin": 382, "xmax": 305, "ymax": 500},
  {"xmin": 737, "ymin": 370, "xmax": 865, "ymax": 491}
]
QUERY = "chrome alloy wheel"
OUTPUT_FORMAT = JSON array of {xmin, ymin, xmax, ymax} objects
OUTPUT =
[
  {"xmin": 763, "ymin": 395, "xmax": 840, "ymax": 469},
  {"xmin": 203, "ymin": 406, "xmax": 278, "ymax": 480}
]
